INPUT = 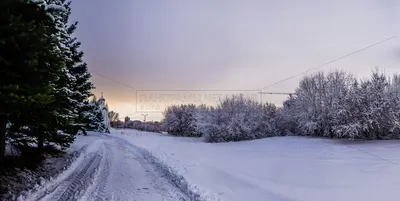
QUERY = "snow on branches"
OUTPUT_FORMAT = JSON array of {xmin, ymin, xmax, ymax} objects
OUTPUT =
[
  {"xmin": 283, "ymin": 70, "xmax": 400, "ymax": 140},
  {"xmin": 162, "ymin": 70, "xmax": 400, "ymax": 142},
  {"xmin": 162, "ymin": 95, "xmax": 280, "ymax": 142}
]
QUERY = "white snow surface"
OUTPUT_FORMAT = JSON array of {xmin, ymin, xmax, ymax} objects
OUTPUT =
[
  {"xmin": 23, "ymin": 132, "xmax": 187, "ymax": 201},
  {"xmin": 22, "ymin": 129, "xmax": 400, "ymax": 201},
  {"xmin": 112, "ymin": 129, "xmax": 400, "ymax": 201},
  {"xmin": 45, "ymin": 4, "xmax": 66, "ymax": 12}
]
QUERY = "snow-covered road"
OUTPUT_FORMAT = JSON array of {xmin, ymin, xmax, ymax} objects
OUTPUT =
[{"xmin": 25, "ymin": 133, "xmax": 187, "ymax": 201}]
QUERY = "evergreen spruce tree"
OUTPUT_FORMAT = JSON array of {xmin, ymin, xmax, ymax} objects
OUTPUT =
[
  {"xmin": 0, "ymin": 0, "xmax": 98, "ymax": 162},
  {"xmin": 0, "ymin": 0, "xmax": 67, "ymax": 160},
  {"xmin": 35, "ymin": 0, "xmax": 95, "ymax": 145},
  {"xmin": 56, "ymin": 0, "xmax": 95, "ymax": 133},
  {"xmin": 26, "ymin": 0, "xmax": 76, "ymax": 151},
  {"xmin": 86, "ymin": 96, "xmax": 107, "ymax": 132}
]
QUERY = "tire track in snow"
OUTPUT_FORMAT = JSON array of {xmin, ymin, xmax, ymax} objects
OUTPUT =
[
  {"xmin": 23, "ymin": 143, "xmax": 91, "ymax": 201},
  {"xmin": 34, "ymin": 134, "xmax": 190, "ymax": 201},
  {"xmin": 111, "ymin": 137, "xmax": 189, "ymax": 201},
  {"xmin": 82, "ymin": 142, "xmax": 113, "ymax": 201},
  {"xmin": 112, "ymin": 136, "xmax": 217, "ymax": 201},
  {"xmin": 36, "ymin": 146, "xmax": 104, "ymax": 201},
  {"xmin": 52, "ymin": 153, "xmax": 102, "ymax": 201}
]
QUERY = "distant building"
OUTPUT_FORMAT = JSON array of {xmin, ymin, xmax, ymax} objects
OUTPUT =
[{"xmin": 98, "ymin": 92, "xmax": 110, "ymax": 128}]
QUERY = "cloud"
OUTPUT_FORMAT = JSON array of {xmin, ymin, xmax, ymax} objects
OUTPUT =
[{"xmin": 71, "ymin": 0, "xmax": 400, "ymax": 116}]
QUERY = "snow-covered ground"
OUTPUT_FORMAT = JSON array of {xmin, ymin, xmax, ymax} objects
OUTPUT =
[
  {"xmin": 18, "ymin": 129, "xmax": 400, "ymax": 201},
  {"xmin": 22, "ymin": 132, "xmax": 187, "ymax": 201},
  {"xmin": 1, "ymin": 134, "xmax": 98, "ymax": 200},
  {"xmin": 113, "ymin": 129, "xmax": 400, "ymax": 201}
]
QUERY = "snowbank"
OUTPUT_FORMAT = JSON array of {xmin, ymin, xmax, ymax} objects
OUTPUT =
[
  {"xmin": 12, "ymin": 132, "xmax": 103, "ymax": 201},
  {"xmin": 113, "ymin": 129, "xmax": 400, "ymax": 201}
]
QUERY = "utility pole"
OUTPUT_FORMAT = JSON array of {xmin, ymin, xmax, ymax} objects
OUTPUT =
[{"xmin": 142, "ymin": 114, "xmax": 148, "ymax": 122}]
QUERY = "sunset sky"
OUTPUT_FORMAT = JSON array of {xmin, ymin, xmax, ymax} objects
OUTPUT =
[{"xmin": 69, "ymin": 0, "xmax": 400, "ymax": 121}]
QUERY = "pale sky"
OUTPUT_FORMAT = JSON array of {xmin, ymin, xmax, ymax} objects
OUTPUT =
[{"xmin": 70, "ymin": 0, "xmax": 400, "ymax": 121}]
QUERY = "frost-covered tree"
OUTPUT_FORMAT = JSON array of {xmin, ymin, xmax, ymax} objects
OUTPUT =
[
  {"xmin": 82, "ymin": 96, "xmax": 107, "ymax": 132},
  {"xmin": 0, "ymin": 0, "xmax": 98, "ymax": 162},
  {"xmin": 280, "ymin": 69, "xmax": 400, "ymax": 140},
  {"xmin": 180, "ymin": 104, "xmax": 200, "ymax": 136},
  {"xmin": 26, "ymin": 0, "xmax": 92, "ymax": 149},
  {"xmin": 61, "ymin": 3, "xmax": 95, "ymax": 133},
  {"xmin": 329, "ymin": 71, "xmax": 398, "ymax": 139},
  {"xmin": 162, "ymin": 104, "xmax": 200, "ymax": 137},
  {"xmin": 195, "ymin": 95, "xmax": 280, "ymax": 142},
  {"xmin": 355, "ymin": 71, "xmax": 393, "ymax": 139},
  {"xmin": 213, "ymin": 95, "xmax": 262, "ymax": 142},
  {"xmin": 387, "ymin": 74, "xmax": 400, "ymax": 136},
  {"xmin": 39, "ymin": 0, "xmax": 94, "ymax": 135},
  {"xmin": 161, "ymin": 95, "xmax": 281, "ymax": 142},
  {"xmin": 0, "ymin": 0, "xmax": 71, "ymax": 157},
  {"xmin": 278, "ymin": 96, "xmax": 301, "ymax": 136},
  {"xmin": 195, "ymin": 105, "xmax": 221, "ymax": 142},
  {"xmin": 160, "ymin": 70, "xmax": 400, "ymax": 143},
  {"xmin": 330, "ymin": 80, "xmax": 363, "ymax": 138},
  {"xmin": 194, "ymin": 104, "xmax": 216, "ymax": 136},
  {"xmin": 281, "ymin": 71, "xmax": 356, "ymax": 137},
  {"xmin": 162, "ymin": 105, "xmax": 180, "ymax": 134}
]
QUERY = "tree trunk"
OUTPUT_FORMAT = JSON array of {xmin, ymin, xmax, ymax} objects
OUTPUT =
[
  {"xmin": 0, "ymin": 118, "xmax": 7, "ymax": 164},
  {"xmin": 37, "ymin": 131, "xmax": 43, "ymax": 154}
]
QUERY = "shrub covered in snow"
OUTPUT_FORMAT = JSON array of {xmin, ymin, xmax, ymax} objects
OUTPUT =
[
  {"xmin": 161, "ymin": 95, "xmax": 281, "ymax": 142},
  {"xmin": 162, "ymin": 104, "xmax": 201, "ymax": 137},
  {"xmin": 197, "ymin": 95, "xmax": 280, "ymax": 142},
  {"xmin": 161, "ymin": 70, "xmax": 400, "ymax": 142}
]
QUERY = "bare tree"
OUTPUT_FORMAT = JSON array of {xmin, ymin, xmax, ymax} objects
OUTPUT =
[{"xmin": 108, "ymin": 110, "xmax": 119, "ymax": 122}]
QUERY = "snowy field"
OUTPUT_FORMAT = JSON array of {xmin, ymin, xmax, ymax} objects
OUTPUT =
[{"xmin": 113, "ymin": 129, "xmax": 400, "ymax": 201}]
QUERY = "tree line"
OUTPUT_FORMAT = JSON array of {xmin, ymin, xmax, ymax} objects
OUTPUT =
[
  {"xmin": 0, "ymin": 0, "xmax": 105, "ymax": 164},
  {"xmin": 109, "ymin": 114, "xmax": 163, "ymax": 133},
  {"xmin": 162, "ymin": 70, "xmax": 400, "ymax": 142}
]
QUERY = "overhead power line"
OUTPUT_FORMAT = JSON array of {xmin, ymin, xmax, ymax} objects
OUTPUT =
[
  {"xmin": 91, "ymin": 36, "xmax": 398, "ymax": 99},
  {"xmin": 261, "ymin": 36, "xmax": 397, "ymax": 90},
  {"xmin": 258, "ymin": 92, "xmax": 294, "ymax": 95},
  {"xmin": 92, "ymin": 72, "xmax": 137, "ymax": 91},
  {"xmin": 258, "ymin": 92, "xmax": 295, "ymax": 97}
]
